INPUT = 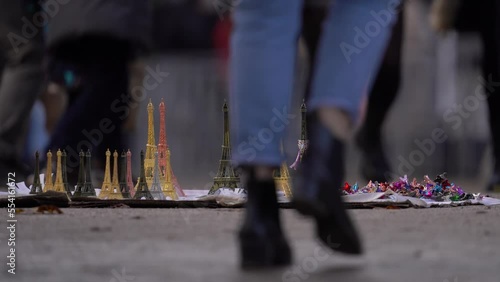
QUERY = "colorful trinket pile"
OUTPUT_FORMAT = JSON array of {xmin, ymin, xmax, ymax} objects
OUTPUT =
[{"xmin": 342, "ymin": 173, "xmax": 475, "ymax": 202}]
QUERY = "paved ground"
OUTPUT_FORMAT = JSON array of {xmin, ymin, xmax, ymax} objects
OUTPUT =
[{"xmin": 1, "ymin": 199, "xmax": 500, "ymax": 282}]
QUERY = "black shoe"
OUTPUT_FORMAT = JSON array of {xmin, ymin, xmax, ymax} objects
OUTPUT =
[
  {"xmin": 293, "ymin": 113, "xmax": 362, "ymax": 255},
  {"xmin": 356, "ymin": 128, "xmax": 391, "ymax": 182},
  {"xmin": 239, "ymin": 169, "xmax": 292, "ymax": 269}
]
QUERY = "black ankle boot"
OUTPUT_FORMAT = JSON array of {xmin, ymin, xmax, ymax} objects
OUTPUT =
[
  {"xmin": 239, "ymin": 168, "xmax": 292, "ymax": 269},
  {"xmin": 356, "ymin": 127, "xmax": 391, "ymax": 182},
  {"xmin": 293, "ymin": 113, "xmax": 362, "ymax": 255}
]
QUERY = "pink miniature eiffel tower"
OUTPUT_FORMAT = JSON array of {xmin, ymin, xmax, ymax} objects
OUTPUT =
[
  {"xmin": 158, "ymin": 98, "xmax": 185, "ymax": 197},
  {"xmin": 126, "ymin": 149, "xmax": 135, "ymax": 197}
]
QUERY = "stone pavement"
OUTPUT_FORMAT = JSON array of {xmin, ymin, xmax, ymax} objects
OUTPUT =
[{"xmin": 1, "ymin": 201, "xmax": 499, "ymax": 282}]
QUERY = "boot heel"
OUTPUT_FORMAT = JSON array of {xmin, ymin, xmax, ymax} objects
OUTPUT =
[
  {"xmin": 239, "ymin": 232, "xmax": 292, "ymax": 269},
  {"xmin": 238, "ymin": 170, "xmax": 292, "ymax": 269},
  {"xmin": 240, "ymin": 236, "xmax": 273, "ymax": 268},
  {"xmin": 292, "ymin": 197, "xmax": 327, "ymax": 217}
]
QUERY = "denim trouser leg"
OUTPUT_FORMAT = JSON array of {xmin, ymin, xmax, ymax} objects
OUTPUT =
[
  {"xmin": 230, "ymin": 0, "xmax": 303, "ymax": 166},
  {"xmin": 308, "ymin": 0, "xmax": 401, "ymax": 120}
]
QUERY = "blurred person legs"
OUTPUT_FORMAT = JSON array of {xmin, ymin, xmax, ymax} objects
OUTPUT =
[
  {"xmin": 45, "ymin": 37, "xmax": 131, "ymax": 183},
  {"xmin": 302, "ymin": 3, "xmax": 405, "ymax": 182},
  {"xmin": 356, "ymin": 12, "xmax": 404, "ymax": 182},
  {"xmin": 231, "ymin": 0, "xmax": 400, "ymax": 268},
  {"xmin": 0, "ymin": 0, "xmax": 44, "ymax": 186},
  {"xmin": 296, "ymin": 0, "xmax": 400, "ymax": 255},
  {"xmin": 450, "ymin": 0, "xmax": 500, "ymax": 191},
  {"xmin": 40, "ymin": 60, "xmax": 144, "ymax": 183},
  {"xmin": 230, "ymin": 0, "xmax": 301, "ymax": 268},
  {"xmin": 479, "ymin": 0, "xmax": 500, "ymax": 192},
  {"xmin": 431, "ymin": 0, "xmax": 500, "ymax": 191},
  {"xmin": 122, "ymin": 60, "xmax": 146, "ymax": 152},
  {"xmin": 43, "ymin": 0, "xmax": 151, "ymax": 183}
]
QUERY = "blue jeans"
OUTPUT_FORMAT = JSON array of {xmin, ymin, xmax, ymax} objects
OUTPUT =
[{"xmin": 230, "ymin": 0, "xmax": 401, "ymax": 166}]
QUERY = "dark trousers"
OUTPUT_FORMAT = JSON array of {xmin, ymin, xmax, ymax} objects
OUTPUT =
[
  {"xmin": 479, "ymin": 0, "xmax": 500, "ymax": 169},
  {"xmin": 46, "ymin": 37, "xmax": 131, "ymax": 179}
]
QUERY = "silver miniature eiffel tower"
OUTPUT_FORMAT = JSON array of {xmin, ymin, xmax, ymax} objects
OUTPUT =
[
  {"xmin": 119, "ymin": 151, "xmax": 131, "ymax": 198},
  {"xmin": 149, "ymin": 151, "xmax": 165, "ymax": 200}
]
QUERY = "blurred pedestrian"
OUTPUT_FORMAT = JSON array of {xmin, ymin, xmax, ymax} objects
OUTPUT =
[
  {"xmin": 230, "ymin": 0, "xmax": 401, "ymax": 268},
  {"xmin": 302, "ymin": 0, "xmax": 405, "ymax": 182},
  {"xmin": 0, "ymin": 0, "xmax": 44, "ymax": 186},
  {"xmin": 44, "ymin": 0, "xmax": 152, "ymax": 182},
  {"xmin": 430, "ymin": 0, "xmax": 500, "ymax": 191}
]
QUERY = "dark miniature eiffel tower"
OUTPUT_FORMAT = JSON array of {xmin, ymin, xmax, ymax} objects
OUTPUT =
[
  {"xmin": 274, "ymin": 142, "xmax": 292, "ymax": 198},
  {"xmin": 133, "ymin": 150, "xmax": 154, "ymax": 200},
  {"xmin": 83, "ymin": 150, "xmax": 96, "ymax": 196},
  {"xmin": 62, "ymin": 150, "xmax": 71, "ymax": 194},
  {"xmin": 208, "ymin": 100, "xmax": 240, "ymax": 194},
  {"xmin": 300, "ymin": 100, "xmax": 307, "ymax": 142},
  {"xmin": 119, "ymin": 151, "xmax": 131, "ymax": 198},
  {"xmin": 290, "ymin": 100, "xmax": 309, "ymax": 170},
  {"xmin": 149, "ymin": 151, "xmax": 165, "ymax": 200},
  {"xmin": 29, "ymin": 151, "xmax": 44, "ymax": 194},
  {"xmin": 73, "ymin": 150, "xmax": 96, "ymax": 197}
]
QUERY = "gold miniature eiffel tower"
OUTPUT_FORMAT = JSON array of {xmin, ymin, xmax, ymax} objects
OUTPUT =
[
  {"xmin": 43, "ymin": 150, "xmax": 54, "ymax": 192},
  {"xmin": 144, "ymin": 99, "xmax": 157, "ymax": 186},
  {"xmin": 208, "ymin": 100, "xmax": 240, "ymax": 194},
  {"xmin": 134, "ymin": 150, "xmax": 154, "ymax": 200},
  {"xmin": 98, "ymin": 149, "xmax": 113, "ymax": 199},
  {"xmin": 158, "ymin": 99, "xmax": 181, "ymax": 199},
  {"xmin": 107, "ymin": 150, "xmax": 123, "ymax": 199},
  {"xmin": 274, "ymin": 143, "xmax": 292, "ymax": 198},
  {"xmin": 50, "ymin": 149, "xmax": 67, "ymax": 193},
  {"xmin": 29, "ymin": 151, "xmax": 43, "ymax": 194}
]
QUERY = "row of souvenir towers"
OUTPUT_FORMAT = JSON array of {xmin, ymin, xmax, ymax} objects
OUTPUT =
[
  {"xmin": 29, "ymin": 148, "xmax": 180, "ymax": 200},
  {"xmin": 30, "ymin": 99, "xmax": 190, "ymax": 200},
  {"xmin": 29, "ymin": 147, "xmax": 293, "ymax": 200},
  {"xmin": 29, "ymin": 99, "xmax": 305, "ymax": 200}
]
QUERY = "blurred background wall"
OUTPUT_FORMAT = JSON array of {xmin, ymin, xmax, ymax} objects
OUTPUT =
[{"xmin": 128, "ymin": 0, "xmax": 491, "ymax": 189}]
